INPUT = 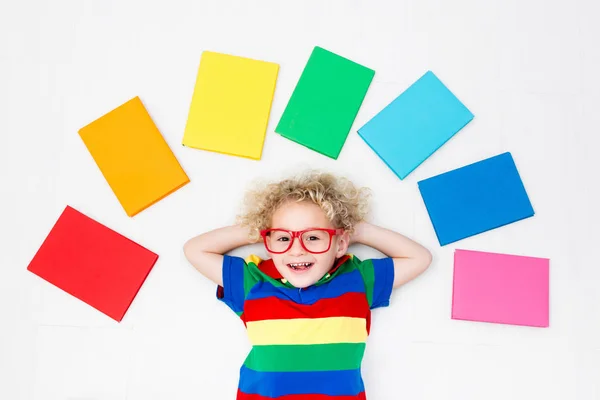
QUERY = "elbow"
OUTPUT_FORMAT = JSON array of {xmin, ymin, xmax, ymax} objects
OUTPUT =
[
  {"xmin": 422, "ymin": 248, "xmax": 433, "ymax": 272},
  {"xmin": 183, "ymin": 239, "xmax": 196, "ymax": 261},
  {"xmin": 183, "ymin": 237, "xmax": 211, "ymax": 263}
]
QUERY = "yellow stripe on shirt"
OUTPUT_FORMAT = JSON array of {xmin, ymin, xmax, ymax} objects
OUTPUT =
[{"xmin": 246, "ymin": 316, "xmax": 368, "ymax": 346}]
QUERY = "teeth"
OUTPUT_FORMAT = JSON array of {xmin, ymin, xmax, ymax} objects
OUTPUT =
[{"xmin": 289, "ymin": 262, "xmax": 313, "ymax": 269}]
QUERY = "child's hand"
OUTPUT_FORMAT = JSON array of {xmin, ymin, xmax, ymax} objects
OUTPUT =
[{"xmin": 349, "ymin": 221, "xmax": 368, "ymax": 245}]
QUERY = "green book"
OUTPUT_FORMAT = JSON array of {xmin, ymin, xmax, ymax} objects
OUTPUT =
[{"xmin": 275, "ymin": 47, "xmax": 375, "ymax": 159}]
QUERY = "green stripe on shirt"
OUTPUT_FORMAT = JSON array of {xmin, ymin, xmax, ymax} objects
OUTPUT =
[{"xmin": 243, "ymin": 342, "xmax": 366, "ymax": 372}]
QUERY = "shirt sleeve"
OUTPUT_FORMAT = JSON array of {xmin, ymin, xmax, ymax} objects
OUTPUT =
[
  {"xmin": 354, "ymin": 256, "xmax": 395, "ymax": 309},
  {"xmin": 216, "ymin": 255, "xmax": 262, "ymax": 316}
]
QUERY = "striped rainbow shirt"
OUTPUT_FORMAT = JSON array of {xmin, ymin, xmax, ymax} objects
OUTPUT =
[{"xmin": 217, "ymin": 253, "xmax": 395, "ymax": 399}]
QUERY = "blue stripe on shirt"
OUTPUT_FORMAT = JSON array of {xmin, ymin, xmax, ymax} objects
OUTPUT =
[
  {"xmin": 239, "ymin": 365, "xmax": 364, "ymax": 397},
  {"xmin": 246, "ymin": 269, "xmax": 366, "ymax": 305}
]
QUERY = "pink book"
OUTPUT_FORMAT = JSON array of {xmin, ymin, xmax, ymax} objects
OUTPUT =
[{"xmin": 452, "ymin": 249, "xmax": 549, "ymax": 327}]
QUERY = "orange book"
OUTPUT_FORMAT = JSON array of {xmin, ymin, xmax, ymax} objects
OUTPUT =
[{"xmin": 79, "ymin": 97, "xmax": 189, "ymax": 216}]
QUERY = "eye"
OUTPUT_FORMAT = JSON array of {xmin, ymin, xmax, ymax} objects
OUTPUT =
[
  {"xmin": 306, "ymin": 235, "xmax": 320, "ymax": 241},
  {"xmin": 277, "ymin": 236, "xmax": 290, "ymax": 242}
]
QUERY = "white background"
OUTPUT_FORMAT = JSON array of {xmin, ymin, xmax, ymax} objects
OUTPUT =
[{"xmin": 1, "ymin": 0, "xmax": 599, "ymax": 399}]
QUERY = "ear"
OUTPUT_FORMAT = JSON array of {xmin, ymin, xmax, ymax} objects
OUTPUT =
[{"xmin": 334, "ymin": 231, "xmax": 350, "ymax": 258}]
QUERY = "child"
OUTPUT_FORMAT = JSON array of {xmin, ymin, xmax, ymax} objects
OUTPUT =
[{"xmin": 183, "ymin": 170, "xmax": 432, "ymax": 400}]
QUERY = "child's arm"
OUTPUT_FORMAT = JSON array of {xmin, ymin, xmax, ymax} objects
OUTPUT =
[
  {"xmin": 183, "ymin": 225, "xmax": 254, "ymax": 286},
  {"xmin": 350, "ymin": 222, "xmax": 432, "ymax": 288}
]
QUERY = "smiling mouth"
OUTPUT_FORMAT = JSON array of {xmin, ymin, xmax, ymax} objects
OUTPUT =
[{"xmin": 287, "ymin": 262, "xmax": 314, "ymax": 271}]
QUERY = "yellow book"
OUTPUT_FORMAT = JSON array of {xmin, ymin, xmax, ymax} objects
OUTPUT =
[
  {"xmin": 182, "ymin": 51, "xmax": 279, "ymax": 160},
  {"xmin": 79, "ymin": 97, "xmax": 189, "ymax": 217}
]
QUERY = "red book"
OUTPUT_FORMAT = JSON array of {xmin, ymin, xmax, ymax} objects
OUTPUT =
[{"xmin": 27, "ymin": 206, "xmax": 158, "ymax": 322}]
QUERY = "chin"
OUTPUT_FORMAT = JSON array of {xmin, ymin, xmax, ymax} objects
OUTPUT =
[{"xmin": 286, "ymin": 277, "xmax": 317, "ymax": 289}]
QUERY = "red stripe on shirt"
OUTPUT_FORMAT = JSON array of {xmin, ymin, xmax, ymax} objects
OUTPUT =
[
  {"xmin": 241, "ymin": 292, "xmax": 371, "ymax": 333},
  {"xmin": 237, "ymin": 389, "xmax": 367, "ymax": 400}
]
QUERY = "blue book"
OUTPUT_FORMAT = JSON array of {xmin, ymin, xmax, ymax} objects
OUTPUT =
[
  {"xmin": 358, "ymin": 71, "xmax": 474, "ymax": 179},
  {"xmin": 418, "ymin": 152, "xmax": 535, "ymax": 246}
]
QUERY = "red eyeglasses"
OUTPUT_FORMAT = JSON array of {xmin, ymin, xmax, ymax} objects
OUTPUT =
[{"xmin": 259, "ymin": 228, "xmax": 344, "ymax": 254}]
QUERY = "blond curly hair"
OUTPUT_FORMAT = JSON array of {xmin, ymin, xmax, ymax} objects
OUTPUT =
[{"xmin": 237, "ymin": 170, "xmax": 371, "ymax": 242}]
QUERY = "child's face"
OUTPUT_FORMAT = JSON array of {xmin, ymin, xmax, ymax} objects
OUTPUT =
[{"xmin": 266, "ymin": 200, "xmax": 349, "ymax": 288}]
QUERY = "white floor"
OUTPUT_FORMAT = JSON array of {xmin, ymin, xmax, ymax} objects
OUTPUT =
[{"xmin": 1, "ymin": 0, "xmax": 599, "ymax": 399}]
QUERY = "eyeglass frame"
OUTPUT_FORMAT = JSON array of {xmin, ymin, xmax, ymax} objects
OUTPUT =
[{"xmin": 259, "ymin": 228, "xmax": 345, "ymax": 254}]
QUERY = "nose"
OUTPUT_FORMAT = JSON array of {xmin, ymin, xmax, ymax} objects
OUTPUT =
[{"xmin": 287, "ymin": 236, "xmax": 306, "ymax": 256}]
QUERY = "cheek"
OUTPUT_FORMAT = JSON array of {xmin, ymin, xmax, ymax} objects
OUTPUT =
[
  {"xmin": 314, "ymin": 252, "xmax": 336, "ymax": 267},
  {"xmin": 271, "ymin": 254, "xmax": 285, "ymax": 265}
]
